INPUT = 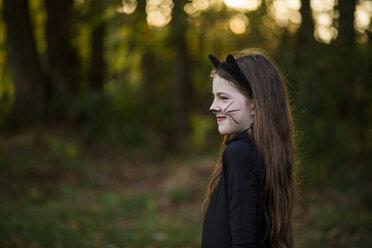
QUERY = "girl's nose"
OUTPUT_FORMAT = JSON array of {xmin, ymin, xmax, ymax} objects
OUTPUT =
[{"xmin": 209, "ymin": 99, "xmax": 221, "ymax": 113}]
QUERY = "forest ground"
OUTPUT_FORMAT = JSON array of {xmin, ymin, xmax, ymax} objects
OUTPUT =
[{"xmin": 1, "ymin": 127, "xmax": 370, "ymax": 248}]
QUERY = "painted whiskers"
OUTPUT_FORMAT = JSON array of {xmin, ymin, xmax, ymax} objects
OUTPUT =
[
  {"xmin": 210, "ymin": 101, "xmax": 241, "ymax": 124},
  {"xmin": 223, "ymin": 101, "xmax": 241, "ymax": 124}
]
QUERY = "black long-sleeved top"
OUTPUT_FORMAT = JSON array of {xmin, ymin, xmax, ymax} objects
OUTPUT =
[{"xmin": 201, "ymin": 130, "xmax": 272, "ymax": 248}]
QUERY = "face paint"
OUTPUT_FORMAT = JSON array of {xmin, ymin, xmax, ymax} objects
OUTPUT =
[
  {"xmin": 223, "ymin": 101, "xmax": 240, "ymax": 124},
  {"xmin": 210, "ymin": 74, "xmax": 254, "ymax": 135}
]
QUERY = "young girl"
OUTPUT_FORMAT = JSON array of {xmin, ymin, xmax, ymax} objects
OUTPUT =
[{"xmin": 201, "ymin": 50, "xmax": 298, "ymax": 248}]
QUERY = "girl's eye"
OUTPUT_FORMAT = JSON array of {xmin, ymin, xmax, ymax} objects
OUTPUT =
[{"xmin": 220, "ymin": 96, "xmax": 228, "ymax": 100}]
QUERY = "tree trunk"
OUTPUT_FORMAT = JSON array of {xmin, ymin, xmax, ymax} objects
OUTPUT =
[
  {"xmin": 2, "ymin": 0, "xmax": 46, "ymax": 127},
  {"xmin": 89, "ymin": 0, "xmax": 106, "ymax": 91},
  {"xmin": 45, "ymin": 0, "xmax": 80, "ymax": 114},
  {"xmin": 293, "ymin": 0, "xmax": 317, "ymax": 74},
  {"xmin": 336, "ymin": 0, "xmax": 357, "ymax": 46},
  {"xmin": 298, "ymin": 0, "xmax": 315, "ymax": 46},
  {"xmin": 137, "ymin": 0, "xmax": 155, "ymax": 105},
  {"xmin": 169, "ymin": 0, "xmax": 192, "ymax": 150}
]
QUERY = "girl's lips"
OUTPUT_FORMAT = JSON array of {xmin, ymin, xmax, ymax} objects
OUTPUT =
[{"xmin": 217, "ymin": 116, "xmax": 226, "ymax": 122}]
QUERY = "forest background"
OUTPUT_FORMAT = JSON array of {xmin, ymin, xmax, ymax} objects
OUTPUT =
[{"xmin": 1, "ymin": 0, "xmax": 371, "ymax": 247}]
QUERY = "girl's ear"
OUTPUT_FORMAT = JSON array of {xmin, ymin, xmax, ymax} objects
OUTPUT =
[{"xmin": 251, "ymin": 104, "xmax": 255, "ymax": 115}]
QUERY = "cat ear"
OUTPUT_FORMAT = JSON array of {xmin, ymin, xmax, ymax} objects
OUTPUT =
[
  {"xmin": 208, "ymin": 54, "xmax": 221, "ymax": 68},
  {"xmin": 226, "ymin": 54, "xmax": 253, "ymax": 96},
  {"xmin": 225, "ymin": 54, "xmax": 240, "ymax": 74}
]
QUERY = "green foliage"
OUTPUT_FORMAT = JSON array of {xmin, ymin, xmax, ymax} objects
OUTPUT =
[
  {"xmin": 47, "ymin": 136, "xmax": 80, "ymax": 159},
  {"xmin": 70, "ymin": 87, "xmax": 144, "ymax": 146},
  {"xmin": 189, "ymin": 113, "xmax": 216, "ymax": 152},
  {"xmin": 167, "ymin": 188, "xmax": 190, "ymax": 204},
  {"xmin": 0, "ymin": 10, "xmax": 13, "ymax": 128}
]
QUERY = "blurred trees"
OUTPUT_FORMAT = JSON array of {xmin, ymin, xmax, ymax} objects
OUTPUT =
[
  {"xmin": 0, "ymin": 0, "xmax": 371, "ymax": 188},
  {"xmin": 45, "ymin": 0, "xmax": 81, "ymax": 116},
  {"xmin": 87, "ymin": 0, "xmax": 106, "ymax": 91},
  {"xmin": 169, "ymin": 0, "xmax": 192, "ymax": 149},
  {"xmin": 2, "ymin": 0, "xmax": 46, "ymax": 126}
]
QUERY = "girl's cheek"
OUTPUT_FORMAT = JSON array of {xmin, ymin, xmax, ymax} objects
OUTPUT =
[{"xmin": 222, "ymin": 100, "xmax": 232, "ymax": 108}]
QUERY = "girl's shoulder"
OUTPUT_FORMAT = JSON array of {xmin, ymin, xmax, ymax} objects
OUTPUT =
[
  {"xmin": 223, "ymin": 136, "xmax": 257, "ymax": 161},
  {"xmin": 222, "ymin": 138, "xmax": 264, "ymax": 179}
]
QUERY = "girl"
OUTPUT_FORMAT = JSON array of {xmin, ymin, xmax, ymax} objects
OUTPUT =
[{"xmin": 201, "ymin": 50, "xmax": 298, "ymax": 248}]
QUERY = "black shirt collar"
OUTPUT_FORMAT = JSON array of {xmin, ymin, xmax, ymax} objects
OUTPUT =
[{"xmin": 225, "ymin": 129, "xmax": 251, "ymax": 145}]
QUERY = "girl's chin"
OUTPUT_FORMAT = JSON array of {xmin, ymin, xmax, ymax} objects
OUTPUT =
[
  {"xmin": 218, "ymin": 125, "xmax": 245, "ymax": 136},
  {"xmin": 218, "ymin": 128, "xmax": 236, "ymax": 136}
]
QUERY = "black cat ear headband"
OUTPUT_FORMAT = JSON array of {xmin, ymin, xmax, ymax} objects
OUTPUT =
[{"xmin": 208, "ymin": 54, "xmax": 252, "ymax": 97}]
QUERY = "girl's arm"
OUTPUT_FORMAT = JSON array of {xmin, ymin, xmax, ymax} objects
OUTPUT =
[{"xmin": 224, "ymin": 141, "xmax": 261, "ymax": 248}]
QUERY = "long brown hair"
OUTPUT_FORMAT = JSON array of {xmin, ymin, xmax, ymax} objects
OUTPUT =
[{"xmin": 202, "ymin": 49, "xmax": 298, "ymax": 248}]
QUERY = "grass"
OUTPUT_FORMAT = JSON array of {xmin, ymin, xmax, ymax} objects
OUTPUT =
[
  {"xmin": 0, "ymin": 188, "xmax": 202, "ymax": 248},
  {"xmin": 0, "ymin": 128, "xmax": 371, "ymax": 248},
  {"xmin": 295, "ymin": 188, "xmax": 372, "ymax": 248}
]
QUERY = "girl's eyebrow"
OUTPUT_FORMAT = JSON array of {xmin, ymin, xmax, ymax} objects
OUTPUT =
[{"xmin": 212, "ymin": 92, "xmax": 231, "ymax": 97}]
